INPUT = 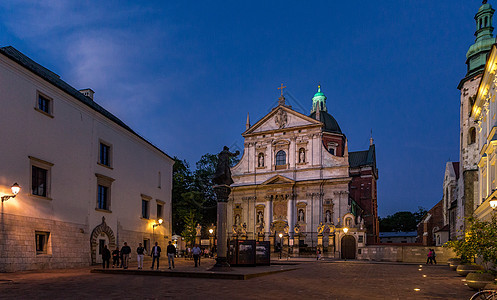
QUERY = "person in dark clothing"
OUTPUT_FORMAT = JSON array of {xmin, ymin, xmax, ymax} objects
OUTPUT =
[
  {"xmin": 151, "ymin": 242, "xmax": 161, "ymax": 270},
  {"xmin": 166, "ymin": 241, "xmax": 176, "ymax": 269},
  {"xmin": 101, "ymin": 245, "xmax": 111, "ymax": 269},
  {"xmin": 112, "ymin": 247, "xmax": 120, "ymax": 268},
  {"xmin": 121, "ymin": 242, "xmax": 132, "ymax": 269},
  {"xmin": 431, "ymin": 248, "xmax": 437, "ymax": 264}
]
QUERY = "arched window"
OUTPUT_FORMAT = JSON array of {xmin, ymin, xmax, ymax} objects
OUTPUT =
[
  {"xmin": 276, "ymin": 150, "xmax": 286, "ymax": 166},
  {"xmin": 468, "ymin": 127, "xmax": 476, "ymax": 145}
]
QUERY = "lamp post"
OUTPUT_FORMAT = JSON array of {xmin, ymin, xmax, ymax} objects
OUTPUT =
[
  {"xmin": 152, "ymin": 218, "xmax": 163, "ymax": 244},
  {"xmin": 278, "ymin": 233, "xmax": 283, "ymax": 259},
  {"xmin": 209, "ymin": 228, "xmax": 214, "ymax": 255},
  {"xmin": 1, "ymin": 183, "xmax": 21, "ymax": 202}
]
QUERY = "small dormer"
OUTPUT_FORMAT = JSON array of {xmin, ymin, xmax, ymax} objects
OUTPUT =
[{"xmin": 79, "ymin": 88, "xmax": 95, "ymax": 100}]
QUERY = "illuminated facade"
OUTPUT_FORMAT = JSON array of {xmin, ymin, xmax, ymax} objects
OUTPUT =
[
  {"xmin": 228, "ymin": 87, "xmax": 378, "ymax": 258},
  {"xmin": 471, "ymin": 44, "xmax": 497, "ymax": 221},
  {"xmin": 455, "ymin": 1, "xmax": 496, "ymax": 235},
  {"xmin": 0, "ymin": 46, "xmax": 173, "ymax": 272}
]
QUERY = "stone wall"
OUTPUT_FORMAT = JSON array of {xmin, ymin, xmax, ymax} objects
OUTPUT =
[
  {"xmin": 0, "ymin": 213, "xmax": 90, "ymax": 272},
  {"xmin": 357, "ymin": 245, "xmax": 455, "ymax": 263}
]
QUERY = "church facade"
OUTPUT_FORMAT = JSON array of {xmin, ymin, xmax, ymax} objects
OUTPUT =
[{"xmin": 227, "ymin": 87, "xmax": 378, "ymax": 258}]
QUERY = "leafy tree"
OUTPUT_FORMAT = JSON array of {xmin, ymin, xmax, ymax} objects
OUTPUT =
[
  {"xmin": 379, "ymin": 207, "xmax": 427, "ymax": 232},
  {"xmin": 181, "ymin": 211, "xmax": 197, "ymax": 247}
]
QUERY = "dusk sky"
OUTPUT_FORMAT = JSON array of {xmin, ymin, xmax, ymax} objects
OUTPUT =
[{"xmin": 0, "ymin": 1, "xmax": 482, "ymax": 217}]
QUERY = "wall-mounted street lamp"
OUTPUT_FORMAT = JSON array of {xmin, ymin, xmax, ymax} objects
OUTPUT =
[
  {"xmin": 2, "ymin": 183, "xmax": 20, "ymax": 202},
  {"xmin": 343, "ymin": 227, "xmax": 349, "ymax": 234},
  {"xmin": 490, "ymin": 197, "xmax": 497, "ymax": 210},
  {"xmin": 152, "ymin": 218, "xmax": 164, "ymax": 244},
  {"xmin": 209, "ymin": 228, "xmax": 214, "ymax": 235}
]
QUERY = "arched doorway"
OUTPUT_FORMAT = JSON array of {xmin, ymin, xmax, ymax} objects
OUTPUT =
[
  {"xmin": 341, "ymin": 235, "xmax": 356, "ymax": 259},
  {"xmin": 90, "ymin": 217, "xmax": 116, "ymax": 265}
]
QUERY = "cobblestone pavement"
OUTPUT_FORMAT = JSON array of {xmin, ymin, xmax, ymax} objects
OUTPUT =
[{"xmin": 0, "ymin": 258, "xmax": 476, "ymax": 300}]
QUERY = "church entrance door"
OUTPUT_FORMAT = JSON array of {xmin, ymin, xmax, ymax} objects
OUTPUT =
[
  {"xmin": 341, "ymin": 235, "xmax": 356, "ymax": 259},
  {"xmin": 96, "ymin": 235, "xmax": 109, "ymax": 264}
]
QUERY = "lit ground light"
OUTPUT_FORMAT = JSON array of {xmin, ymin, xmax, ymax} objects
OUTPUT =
[
  {"xmin": 414, "ymin": 288, "xmax": 421, "ymax": 292},
  {"xmin": 423, "ymin": 275, "xmax": 427, "ymax": 277},
  {"xmin": 418, "ymin": 268, "xmax": 422, "ymax": 271}
]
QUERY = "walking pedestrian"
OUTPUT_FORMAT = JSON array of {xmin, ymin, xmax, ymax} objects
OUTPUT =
[
  {"xmin": 112, "ymin": 246, "xmax": 120, "ymax": 268},
  {"xmin": 151, "ymin": 242, "xmax": 161, "ymax": 270},
  {"xmin": 192, "ymin": 244, "xmax": 201, "ymax": 267},
  {"xmin": 431, "ymin": 248, "xmax": 437, "ymax": 264},
  {"xmin": 101, "ymin": 245, "xmax": 111, "ymax": 269},
  {"xmin": 137, "ymin": 242, "xmax": 145, "ymax": 269},
  {"xmin": 167, "ymin": 241, "xmax": 176, "ymax": 269},
  {"xmin": 426, "ymin": 249, "xmax": 433, "ymax": 265},
  {"xmin": 317, "ymin": 248, "xmax": 322, "ymax": 260},
  {"xmin": 121, "ymin": 242, "xmax": 131, "ymax": 269}
]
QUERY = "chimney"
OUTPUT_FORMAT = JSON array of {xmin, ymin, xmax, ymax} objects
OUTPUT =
[{"xmin": 79, "ymin": 88, "xmax": 95, "ymax": 100}]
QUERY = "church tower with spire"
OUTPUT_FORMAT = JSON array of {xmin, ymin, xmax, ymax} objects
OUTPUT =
[{"xmin": 456, "ymin": 0, "xmax": 495, "ymax": 239}]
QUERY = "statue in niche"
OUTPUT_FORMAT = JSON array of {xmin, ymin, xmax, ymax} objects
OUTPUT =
[
  {"xmin": 196, "ymin": 223, "xmax": 202, "ymax": 236},
  {"xmin": 325, "ymin": 210, "xmax": 332, "ymax": 223},
  {"xmin": 317, "ymin": 222, "xmax": 325, "ymax": 235},
  {"xmin": 298, "ymin": 208, "xmax": 305, "ymax": 222},
  {"xmin": 299, "ymin": 148, "xmax": 305, "ymax": 163},
  {"xmin": 258, "ymin": 153, "xmax": 264, "ymax": 167},
  {"xmin": 213, "ymin": 146, "xmax": 239, "ymax": 186},
  {"xmin": 257, "ymin": 211, "xmax": 264, "ymax": 224},
  {"xmin": 359, "ymin": 217, "xmax": 364, "ymax": 230},
  {"xmin": 234, "ymin": 214, "xmax": 240, "ymax": 226}
]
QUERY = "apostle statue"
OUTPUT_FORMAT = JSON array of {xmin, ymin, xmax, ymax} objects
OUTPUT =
[
  {"xmin": 196, "ymin": 223, "xmax": 202, "ymax": 236},
  {"xmin": 294, "ymin": 223, "xmax": 300, "ymax": 235},
  {"xmin": 213, "ymin": 146, "xmax": 240, "ymax": 186},
  {"xmin": 317, "ymin": 222, "xmax": 325, "ymax": 235}
]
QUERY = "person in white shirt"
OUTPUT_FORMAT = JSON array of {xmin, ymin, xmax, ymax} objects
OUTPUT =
[{"xmin": 150, "ymin": 242, "xmax": 161, "ymax": 270}]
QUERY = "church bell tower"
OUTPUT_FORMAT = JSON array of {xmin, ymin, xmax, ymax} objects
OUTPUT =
[{"xmin": 456, "ymin": 0, "xmax": 495, "ymax": 239}]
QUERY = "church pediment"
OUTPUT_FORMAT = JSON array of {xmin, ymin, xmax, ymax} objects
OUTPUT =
[
  {"xmin": 262, "ymin": 175, "xmax": 295, "ymax": 185},
  {"xmin": 244, "ymin": 106, "xmax": 321, "ymax": 136}
]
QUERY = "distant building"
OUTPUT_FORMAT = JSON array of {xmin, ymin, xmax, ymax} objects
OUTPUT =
[
  {"xmin": 228, "ymin": 86, "xmax": 378, "ymax": 259},
  {"xmin": 442, "ymin": 162, "xmax": 460, "ymax": 240},
  {"xmin": 0, "ymin": 46, "xmax": 174, "ymax": 272},
  {"xmin": 416, "ymin": 200, "xmax": 444, "ymax": 246},
  {"xmin": 379, "ymin": 231, "xmax": 417, "ymax": 244}
]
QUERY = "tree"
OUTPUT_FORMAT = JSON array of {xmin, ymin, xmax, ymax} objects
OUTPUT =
[
  {"xmin": 379, "ymin": 207, "xmax": 427, "ymax": 232},
  {"xmin": 181, "ymin": 211, "xmax": 197, "ymax": 247}
]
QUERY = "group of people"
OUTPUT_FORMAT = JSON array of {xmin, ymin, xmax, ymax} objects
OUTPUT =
[
  {"xmin": 101, "ymin": 241, "xmax": 177, "ymax": 270},
  {"xmin": 426, "ymin": 248, "xmax": 437, "ymax": 265}
]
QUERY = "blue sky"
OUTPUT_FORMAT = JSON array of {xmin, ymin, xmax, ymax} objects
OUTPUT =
[{"xmin": 0, "ymin": 1, "xmax": 482, "ymax": 216}]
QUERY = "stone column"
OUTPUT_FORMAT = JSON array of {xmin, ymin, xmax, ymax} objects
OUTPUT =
[{"xmin": 210, "ymin": 185, "xmax": 232, "ymax": 271}]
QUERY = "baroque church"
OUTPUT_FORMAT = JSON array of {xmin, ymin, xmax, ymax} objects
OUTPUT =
[{"xmin": 227, "ymin": 86, "xmax": 379, "ymax": 258}]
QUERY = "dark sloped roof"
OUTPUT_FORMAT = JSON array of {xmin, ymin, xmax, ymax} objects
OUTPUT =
[
  {"xmin": 0, "ymin": 46, "xmax": 173, "ymax": 161},
  {"xmin": 308, "ymin": 110, "xmax": 342, "ymax": 134},
  {"xmin": 349, "ymin": 144, "xmax": 376, "ymax": 168}
]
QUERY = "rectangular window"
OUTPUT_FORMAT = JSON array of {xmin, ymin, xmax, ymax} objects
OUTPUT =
[
  {"xmin": 38, "ymin": 94, "xmax": 50, "ymax": 114},
  {"xmin": 157, "ymin": 203, "xmax": 163, "ymax": 219},
  {"xmin": 95, "ymin": 173, "xmax": 114, "ymax": 212},
  {"xmin": 142, "ymin": 199, "xmax": 150, "ymax": 219},
  {"xmin": 32, "ymin": 166, "xmax": 47, "ymax": 197},
  {"xmin": 143, "ymin": 239, "xmax": 150, "ymax": 252},
  {"xmin": 99, "ymin": 143, "xmax": 111, "ymax": 166},
  {"xmin": 35, "ymin": 231, "xmax": 50, "ymax": 254},
  {"xmin": 358, "ymin": 235, "xmax": 364, "ymax": 243},
  {"xmin": 29, "ymin": 156, "xmax": 53, "ymax": 199},
  {"xmin": 97, "ymin": 185, "xmax": 108, "ymax": 210}
]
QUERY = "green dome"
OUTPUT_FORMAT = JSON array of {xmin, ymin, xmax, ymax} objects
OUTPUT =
[{"xmin": 311, "ymin": 85, "xmax": 327, "ymax": 112}]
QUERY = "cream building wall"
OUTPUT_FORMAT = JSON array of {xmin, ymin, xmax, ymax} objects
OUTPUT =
[
  {"xmin": 472, "ymin": 45, "xmax": 497, "ymax": 222},
  {"xmin": 0, "ymin": 47, "xmax": 173, "ymax": 272}
]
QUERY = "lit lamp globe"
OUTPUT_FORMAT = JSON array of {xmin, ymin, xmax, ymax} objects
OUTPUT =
[
  {"xmin": 490, "ymin": 198, "xmax": 497, "ymax": 210},
  {"xmin": 158, "ymin": 218, "xmax": 163, "ymax": 225},
  {"xmin": 209, "ymin": 228, "xmax": 214, "ymax": 235},
  {"xmin": 343, "ymin": 227, "xmax": 349, "ymax": 234},
  {"xmin": 11, "ymin": 183, "xmax": 20, "ymax": 195},
  {"xmin": 278, "ymin": 233, "xmax": 283, "ymax": 238}
]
